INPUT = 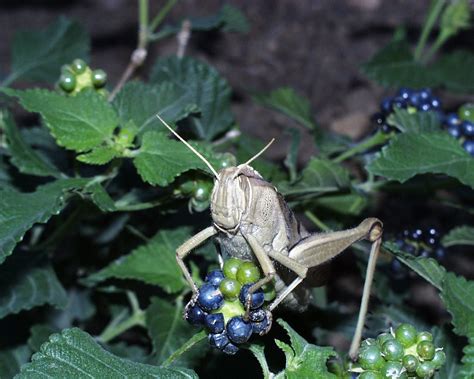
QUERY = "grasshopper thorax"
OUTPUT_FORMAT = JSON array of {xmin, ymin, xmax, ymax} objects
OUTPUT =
[{"xmin": 210, "ymin": 165, "xmax": 263, "ymax": 232}]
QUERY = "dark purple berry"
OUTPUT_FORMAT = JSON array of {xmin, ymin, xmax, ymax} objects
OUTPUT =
[
  {"xmin": 419, "ymin": 88, "xmax": 432, "ymax": 100},
  {"xmin": 381, "ymin": 124, "xmax": 393, "ymax": 133},
  {"xmin": 409, "ymin": 92, "xmax": 421, "ymax": 107},
  {"xmin": 392, "ymin": 96, "xmax": 407, "ymax": 109},
  {"xmin": 411, "ymin": 229, "xmax": 423, "ymax": 240},
  {"xmin": 249, "ymin": 309, "xmax": 266, "ymax": 322},
  {"xmin": 430, "ymin": 97, "xmax": 441, "ymax": 109},
  {"xmin": 205, "ymin": 270, "xmax": 225, "ymax": 286},
  {"xmin": 461, "ymin": 121, "xmax": 474, "ymax": 137},
  {"xmin": 447, "ymin": 124, "xmax": 461, "ymax": 139},
  {"xmin": 222, "ymin": 342, "xmax": 239, "ymax": 355},
  {"xmin": 445, "ymin": 113, "xmax": 461, "ymax": 127},
  {"xmin": 435, "ymin": 247, "xmax": 445, "ymax": 260},
  {"xmin": 239, "ymin": 284, "xmax": 265, "ymax": 309},
  {"xmin": 397, "ymin": 87, "xmax": 412, "ymax": 100},
  {"xmin": 197, "ymin": 284, "xmax": 223, "ymax": 312},
  {"xmin": 209, "ymin": 331, "xmax": 230, "ymax": 349},
  {"xmin": 205, "ymin": 313, "xmax": 225, "ymax": 334},
  {"xmin": 226, "ymin": 316, "xmax": 253, "ymax": 344},
  {"xmin": 418, "ymin": 101, "xmax": 431, "ymax": 112},
  {"xmin": 463, "ymin": 140, "xmax": 474, "ymax": 156},
  {"xmin": 381, "ymin": 98, "xmax": 393, "ymax": 114},
  {"xmin": 186, "ymin": 304, "xmax": 207, "ymax": 326},
  {"xmin": 252, "ymin": 315, "xmax": 270, "ymax": 335},
  {"xmin": 419, "ymin": 249, "xmax": 430, "ymax": 258}
]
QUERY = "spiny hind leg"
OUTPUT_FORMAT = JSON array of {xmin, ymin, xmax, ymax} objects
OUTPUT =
[{"xmin": 281, "ymin": 218, "xmax": 383, "ymax": 359}]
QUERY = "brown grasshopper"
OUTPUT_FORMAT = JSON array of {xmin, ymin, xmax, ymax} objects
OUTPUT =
[{"xmin": 157, "ymin": 115, "xmax": 383, "ymax": 359}]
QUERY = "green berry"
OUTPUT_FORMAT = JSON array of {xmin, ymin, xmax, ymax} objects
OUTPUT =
[
  {"xmin": 59, "ymin": 72, "xmax": 76, "ymax": 92},
  {"xmin": 358, "ymin": 345, "xmax": 385, "ymax": 371},
  {"xmin": 459, "ymin": 104, "xmax": 474, "ymax": 122},
  {"xmin": 381, "ymin": 339, "xmax": 404, "ymax": 361},
  {"xmin": 219, "ymin": 278, "xmax": 241, "ymax": 300},
  {"xmin": 61, "ymin": 64, "xmax": 72, "ymax": 74},
  {"xmin": 361, "ymin": 338, "xmax": 377, "ymax": 349},
  {"xmin": 376, "ymin": 332, "xmax": 394, "ymax": 348},
  {"xmin": 92, "ymin": 69, "xmax": 107, "ymax": 88},
  {"xmin": 236, "ymin": 261, "xmax": 261, "ymax": 284},
  {"xmin": 380, "ymin": 361, "xmax": 406, "ymax": 379},
  {"xmin": 432, "ymin": 350, "xmax": 446, "ymax": 369},
  {"xmin": 416, "ymin": 361, "xmax": 436, "ymax": 378},
  {"xmin": 417, "ymin": 341, "xmax": 435, "ymax": 361},
  {"xmin": 223, "ymin": 258, "xmax": 242, "ymax": 279},
  {"xmin": 395, "ymin": 323, "xmax": 417, "ymax": 348},
  {"xmin": 402, "ymin": 354, "xmax": 419, "ymax": 373},
  {"xmin": 71, "ymin": 58, "xmax": 87, "ymax": 74},
  {"xmin": 262, "ymin": 282, "xmax": 276, "ymax": 301},
  {"xmin": 218, "ymin": 152, "xmax": 237, "ymax": 169},
  {"xmin": 194, "ymin": 181, "xmax": 212, "ymax": 202},
  {"xmin": 359, "ymin": 371, "xmax": 383, "ymax": 379},
  {"xmin": 416, "ymin": 331, "xmax": 433, "ymax": 343}
]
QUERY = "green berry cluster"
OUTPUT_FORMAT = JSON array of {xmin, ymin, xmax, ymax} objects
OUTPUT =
[
  {"xmin": 353, "ymin": 324, "xmax": 446, "ymax": 378},
  {"xmin": 57, "ymin": 59, "xmax": 108, "ymax": 96}
]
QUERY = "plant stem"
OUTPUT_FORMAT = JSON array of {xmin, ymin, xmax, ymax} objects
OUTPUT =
[
  {"xmin": 98, "ymin": 291, "xmax": 146, "ymax": 343},
  {"xmin": 423, "ymin": 32, "xmax": 449, "ymax": 62},
  {"xmin": 149, "ymin": 0, "xmax": 178, "ymax": 32},
  {"xmin": 332, "ymin": 131, "xmax": 390, "ymax": 164},
  {"xmin": 162, "ymin": 330, "xmax": 207, "ymax": 366},
  {"xmin": 304, "ymin": 210, "xmax": 331, "ymax": 232},
  {"xmin": 414, "ymin": 0, "xmax": 446, "ymax": 61}
]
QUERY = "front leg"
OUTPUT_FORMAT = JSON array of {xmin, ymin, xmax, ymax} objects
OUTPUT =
[{"xmin": 176, "ymin": 226, "xmax": 217, "ymax": 294}]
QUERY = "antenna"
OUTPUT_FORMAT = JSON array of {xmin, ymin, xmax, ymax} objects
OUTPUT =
[
  {"xmin": 156, "ymin": 114, "xmax": 220, "ymax": 179},
  {"xmin": 243, "ymin": 138, "xmax": 275, "ymax": 166}
]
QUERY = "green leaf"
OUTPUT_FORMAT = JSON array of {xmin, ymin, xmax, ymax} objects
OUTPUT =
[
  {"xmin": 384, "ymin": 242, "xmax": 447, "ymax": 290},
  {"xmin": 0, "ymin": 345, "xmax": 31, "ymax": 379},
  {"xmin": 4, "ymin": 88, "xmax": 118, "ymax": 153},
  {"xmin": 133, "ymin": 131, "xmax": 218, "ymax": 186},
  {"xmin": 367, "ymin": 305, "xmax": 429, "ymax": 334},
  {"xmin": 16, "ymin": 328, "xmax": 198, "ymax": 378},
  {"xmin": 113, "ymin": 81, "xmax": 197, "ymax": 135},
  {"xmin": 440, "ymin": 273, "xmax": 474, "ymax": 337},
  {"xmin": 146, "ymin": 298, "xmax": 207, "ymax": 366},
  {"xmin": 76, "ymin": 145, "xmax": 119, "ymax": 165},
  {"xmin": 362, "ymin": 40, "xmax": 437, "ymax": 88},
  {"xmin": 246, "ymin": 344, "xmax": 272, "ymax": 379},
  {"xmin": 442, "ymin": 225, "xmax": 474, "ymax": 247},
  {"xmin": 439, "ymin": 0, "xmax": 471, "ymax": 40},
  {"xmin": 275, "ymin": 319, "xmax": 337, "ymax": 378},
  {"xmin": 388, "ymin": 108, "xmax": 441, "ymax": 133},
  {"xmin": 0, "ymin": 254, "xmax": 67, "ymax": 319},
  {"xmin": 279, "ymin": 158, "xmax": 350, "ymax": 198},
  {"xmin": 85, "ymin": 228, "xmax": 187, "ymax": 293},
  {"xmin": 312, "ymin": 192, "xmax": 368, "ymax": 216},
  {"xmin": 28, "ymin": 324, "xmax": 57, "ymax": 352},
  {"xmin": 367, "ymin": 132, "xmax": 474, "ymax": 189},
  {"xmin": 150, "ymin": 56, "xmax": 234, "ymax": 140},
  {"xmin": 0, "ymin": 178, "xmax": 87, "ymax": 264},
  {"xmin": 50, "ymin": 288, "xmax": 96, "ymax": 329},
  {"xmin": 8, "ymin": 17, "xmax": 89, "ymax": 84},
  {"xmin": 1, "ymin": 110, "xmax": 60, "ymax": 177},
  {"xmin": 84, "ymin": 183, "xmax": 117, "ymax": 212},
  {"xmin": 284, "ymin": 128, "xmax": 301, "ymax": 182},
  {"xmin": 253, "ymin": 87, "xmax": 315, "ymax": 129},
  {"xmin": 432, "ymin": 51, "xmax": 474, "ymax": 93},
  {"xmin": 460, "ymin": 335, "xmax": 474, "ymax": 378}
]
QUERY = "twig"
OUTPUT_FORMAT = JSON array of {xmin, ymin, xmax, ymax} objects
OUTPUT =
[{"xmin": 177, "ymin": 19, "xmax": 192, "ymax": 58}]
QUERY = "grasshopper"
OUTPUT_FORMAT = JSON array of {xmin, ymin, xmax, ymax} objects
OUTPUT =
[{"xmin": 157, "ymin": 115, "xmax": 383, "ymax": 359}]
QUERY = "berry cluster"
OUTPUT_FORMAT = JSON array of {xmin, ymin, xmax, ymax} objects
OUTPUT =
[
  {"xmin": 353, "ymin": 324, "xmax": 446, "ymax": 378},
  {"xmin": 185, "ymin": 258, "xmax": 275, "ymax": 355},
  {"xmin": 443, "ymin": 104, "xmax": 474, "ymax": 156},
  {"xmin": 390, "ymin": 228, "xmax": 445, "ymax": 278},
  {"xmin": 57, "ymin": 59, "xmax": 108, "ymax": 96},
  {"xmin": 371, "ymin": 88, "xmax": 474, "ymax": 157},
  {"xmin": 176, "ymin": 153, "xmax": 237, "ymax": 213},
  {"xmin": 372, "ymin": 88, "xmax": 442, "ymax": 134}
]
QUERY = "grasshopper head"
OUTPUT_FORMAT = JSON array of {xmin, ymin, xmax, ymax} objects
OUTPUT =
[{"xmin": 210, "ymin": 165, "xmax": 262, "ymax": 231}]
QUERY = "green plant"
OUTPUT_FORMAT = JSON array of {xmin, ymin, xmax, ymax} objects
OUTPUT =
[{"xmin": 0, "ymin": 1, "xmax": 473, "ymax": 378}]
